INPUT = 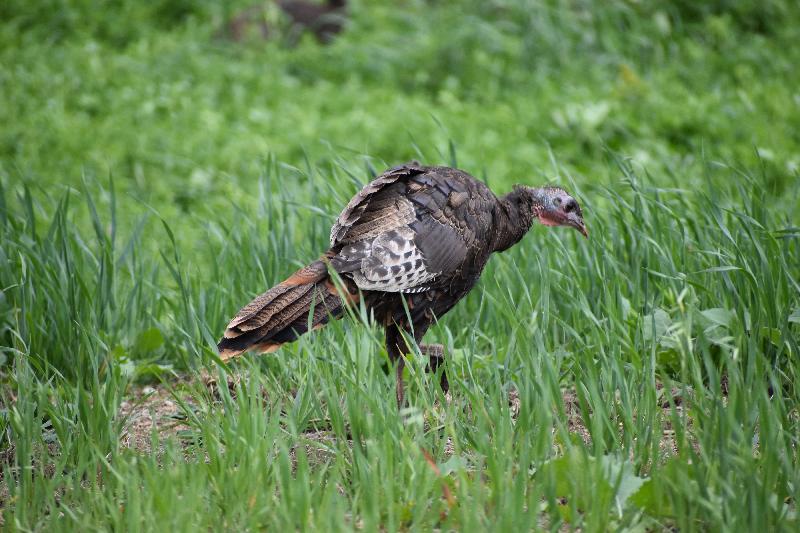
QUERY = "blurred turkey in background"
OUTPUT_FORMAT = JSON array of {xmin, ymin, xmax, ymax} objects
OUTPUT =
[{"xmin": 221, "ymin": 0, "xmax": 347, "ymax": 44}]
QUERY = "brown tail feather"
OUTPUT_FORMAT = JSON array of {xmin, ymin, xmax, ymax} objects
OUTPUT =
[{"xmin": 217, "ymin": 257, "xmax": 349, "ymax": 360}]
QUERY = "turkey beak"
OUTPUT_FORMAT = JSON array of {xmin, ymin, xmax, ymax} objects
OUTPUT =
[{"xmin": 570, "ymin": 214, "xmax": 588, "ymax": 238}]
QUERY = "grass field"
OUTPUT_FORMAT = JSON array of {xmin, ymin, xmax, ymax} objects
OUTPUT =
[{"xmin": 1, "ymin": 0, "xmax": 799, "ymax": 530}]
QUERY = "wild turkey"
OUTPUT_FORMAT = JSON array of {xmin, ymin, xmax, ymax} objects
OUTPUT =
[
  {"xmin": 224, "ymin": 0, "xmax": 346, "ymax": 44},
  {"xmin": 278, "ymin": 0, "xmax": 346, "ymax": 43},
  {"xmin": 218, "ymin": 163, "xmax": 587, "ymax": 405}
]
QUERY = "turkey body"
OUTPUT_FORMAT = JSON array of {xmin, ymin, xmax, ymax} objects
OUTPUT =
[
  {"xmin": 330, "ymin": 164, "xmax": 499, "ymax": 334},
  {"xmin": 218, "ymin": 162, "xmax": 585, "ymax": 404}
]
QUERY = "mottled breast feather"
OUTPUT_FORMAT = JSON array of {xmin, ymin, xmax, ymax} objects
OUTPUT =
[{"xmin": 329, "ymin": 163, "xmax": 486, "ymax": 293}]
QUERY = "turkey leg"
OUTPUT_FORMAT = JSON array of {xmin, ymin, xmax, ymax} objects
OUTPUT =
[
  {"xmin": 386, "ymin": 323, "xmax": 450, "ymax": 407},
  {"xmin": 420, "ymin": 343, "xmax": 449, "ymax": 393},
  {"xmin": 385, "ymin": 324, "xmax": 408, "ymax": 407}
]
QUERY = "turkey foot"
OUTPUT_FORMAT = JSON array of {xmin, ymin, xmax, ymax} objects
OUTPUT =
[{"xmin": 421, "ymin": 343, "xmax": 449, "ymax": 394}]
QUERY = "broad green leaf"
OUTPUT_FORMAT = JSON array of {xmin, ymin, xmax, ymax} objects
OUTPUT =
[
  {"xmin": 439, "ymin": 456, "xmax": 466, "ymax": 475},
  {"xmin": 643, "ymin": 309, "xmax": 671, "ymax": 341},
  {"xmin": 629, "ymin": 479, "xmax": 674, "ymax": 518},
  {"xmin": 600, "ymin": 455, "xmax": 647, "ymax": 507},
  {"xmin": 111, "ymin": 345, "xmax": 135, "ymax": 378},
  {"xmin": 699, "ymin": 308, "xmax": 734, "ymax": 328},
  {"xmin": 620, "ymin": 295, "xmax": 632, "ymax": 320},
  {"xmin": 135, "ymin": 327, "xmax": 165, "ymax": 353}
]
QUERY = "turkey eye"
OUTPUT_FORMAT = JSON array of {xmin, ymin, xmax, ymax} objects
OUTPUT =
[
  {"xmin": 553, "ymin": 197, "xmax": 562, "ymax": 206},
  {"xmin": 564, "ymin": 199, "xmax": 577, "ymax": 213}
]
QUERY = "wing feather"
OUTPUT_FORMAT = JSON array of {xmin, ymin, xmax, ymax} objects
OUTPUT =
[
  {"xmin": 329, "ymin": 163, "xmax": 424, "ymax": 245},
  {"xmin": 329, "ymin": 164, "xmax": 469, "ymax": 293}
]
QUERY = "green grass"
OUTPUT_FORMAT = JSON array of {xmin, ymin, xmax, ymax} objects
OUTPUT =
[{"xmin": 1, "ymin": 0, "xmax": 799, "ymax": 530}]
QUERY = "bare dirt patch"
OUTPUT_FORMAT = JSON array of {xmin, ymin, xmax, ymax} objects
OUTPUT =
[
  {"xmin": 115, "ymin": 375, "xmax": 693, "ymax": 463},
  {"xmin": 118, "ymin": 379, "xmax": 196, "ymax": 455}
]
